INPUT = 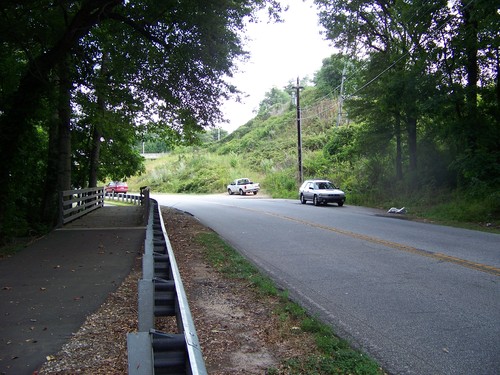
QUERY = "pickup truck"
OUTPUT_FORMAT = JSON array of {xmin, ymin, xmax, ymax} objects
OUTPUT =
[{"xmin": 227, "ymin": 178, "xmax": 260, "ymax": 195}]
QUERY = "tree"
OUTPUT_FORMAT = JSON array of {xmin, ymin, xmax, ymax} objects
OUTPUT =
[
  {"xmin": 315, "ymin": 0, "xmax": 499, "ymax": 190},
  {"xmin": 314, "ymin": 53, "xmax": 362, "ymax": 99},
  {"xmin": 0, "ymin": 0, "xmax": 285, "ymax": 241},
  {"xmin": 434, "ymin": 0, "xmax": 500, "ymax": 186},
  {"xmin": 315, "ymin": 0, "xmax": 446, "ymax": 183},
  {"xmin": 257, "ymin": 87, "xmax": 291, "ymax": 118}
]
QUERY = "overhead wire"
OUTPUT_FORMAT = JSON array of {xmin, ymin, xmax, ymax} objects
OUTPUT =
[
  {"xmin": 343, "ymin": 0, "xmax": 476, "ymax": 100},
  {"xmin": 298, "ymin": 0, "xmax": 476, "ymax": 123}
]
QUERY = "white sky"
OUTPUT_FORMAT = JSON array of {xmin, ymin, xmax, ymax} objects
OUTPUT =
[{"xmin": 218, "ymin": 0, "xmax": 334, "ymax": 133}]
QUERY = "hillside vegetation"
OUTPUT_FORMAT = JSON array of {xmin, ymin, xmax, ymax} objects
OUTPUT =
[{"xmin": 130, "ymin": 84, "xmax": 499, "ymax": 232}]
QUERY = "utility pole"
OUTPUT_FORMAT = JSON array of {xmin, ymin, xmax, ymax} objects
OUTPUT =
[
  {"xmin": 294, "ymin": 77, "xmax": 304, "ymax": 184},
  {"xmin": 336, "ymin": 63, "xmax": 347, "ymax": 127}
]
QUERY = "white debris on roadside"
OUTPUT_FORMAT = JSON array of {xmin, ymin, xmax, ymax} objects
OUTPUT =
[{"xmin": 387, "ymin": 207, "xmax": 407, "ymax": 214}]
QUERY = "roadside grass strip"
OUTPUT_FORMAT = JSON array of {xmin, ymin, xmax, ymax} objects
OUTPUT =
[{"xmin": 196, "ymin": 232, "xmax": 384, "ymax": 375}]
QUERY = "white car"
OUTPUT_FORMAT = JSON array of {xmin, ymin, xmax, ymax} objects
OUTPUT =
[{"xmin": 299, "ymin": 179, "xmax": 346, "ymax": 206}]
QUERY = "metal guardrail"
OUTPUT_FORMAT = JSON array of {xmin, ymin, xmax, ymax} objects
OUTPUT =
[
  {"xmin": 59, "ymin": 186, "xmax": 105, "ymax": 225},
  {"xmin": 104, "ymin": 192, "xmax": 142, "ymax": 205},
  {"xmin": 127, "ymin": 198, "xmax": 207, "ymax": 375}
]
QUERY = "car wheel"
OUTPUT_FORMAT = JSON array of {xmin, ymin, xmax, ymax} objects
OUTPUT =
[
  {"xmin": 313, "ymin": 195, "xmax": 319, "ymax": 206},
  {"xmin": 253, "ymin": 191, "xmax": 258, "ymax": 195},
  {"xmin": 300, "ymin": 194, "xmax": 306, "ymax": 204},
  {"xmin": 338, "ymin": 201, "xmax": 344, "ymax": 207},
  {"xmin": 228, "ymin": 189, "xmax": 233, "ymax": 195},
  {"xmin": 239, "ymin": 189, "xmax": 245, "ymax": 195}
]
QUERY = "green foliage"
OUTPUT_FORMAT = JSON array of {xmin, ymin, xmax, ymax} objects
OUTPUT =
[
  {"xmin": 283, "ymin": 301, "xmax": 308, "ymax": 320},
  {"xmin": 196, "ymin": 232, "xmax": 267, "ymax": 283},
  {"xmin": 315, "ymin": 0, "xmax": 500, "ymax": 190},
  {"xmin": 417, "ymin": 188, "xmax": 500, "ymax": 225},
  {"xmin": 0, "ymin": 0, "xmax": 286, "ymax": 241},
  {"xmin": 302, "ymin": 151, "xmax": 331, "ymax": 179},
  {"xmin": 135, "ymin": 133, "xmax": 173, "ymax": 153},
  {"xmin": 195, "ymin": 128, "xmax": 229, "ymax": 145},
  {"xmin": 2, "ymin": 124, "xmax": 50, "ymax": 238},
  {"xmin": 263, "ymin": 170, "xmax": 298, "ymax": 199},
  {"xmin": 257, "ymin": 87, "xmax": 291, "ymax": 119},
  {"xmin": 131, "ymin": 62, "xmax": 499, "ymax": 227},
  {"xmin": 130, "ymin": 149, "xmax": 260, "ymax": 194},
  {"xmin": 313, "ymin": 53, "xmax": 362, "ymax": 99},
  {"xmin": 324, "ymin": 125, "xmax": 358, "ymax": 161}
]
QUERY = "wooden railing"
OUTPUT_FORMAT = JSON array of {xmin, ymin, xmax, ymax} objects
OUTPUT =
[
  {"xmin": 59, "ymin": 186, "xmax": 151, "ymax": 226},
  {"xmin": 58, "ymin": 187, "xmax": 105, "ymax": 226}
]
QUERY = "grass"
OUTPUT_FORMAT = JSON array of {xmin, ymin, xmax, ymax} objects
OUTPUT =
[
  {"xmin": 104, "ymin": 199, "xmax": 136, "ymax": 207},
  {"xmin": 128, "ymin": 150, "xmax": 264, "ymax": 195},
  {"xmin": 378, "ymin": 187, "xmax": 500, "ymax": 233},
  {"xmin": 195, "ymin": 232, "xmax": 383, "ymax": 375},
  {"xmin": 0, "ymin": 241, "xmax": 28, "ymax": 258}
]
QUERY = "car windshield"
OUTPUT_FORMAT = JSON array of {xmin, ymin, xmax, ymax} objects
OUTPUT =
[{"xmin": 317, "ymin": 182, "xmax": 336, "ymax": 189}]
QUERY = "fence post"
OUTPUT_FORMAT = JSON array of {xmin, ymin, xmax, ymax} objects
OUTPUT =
[{"xmin": 140, "ymin": 186, "xmax": 150, "ymax": 224}]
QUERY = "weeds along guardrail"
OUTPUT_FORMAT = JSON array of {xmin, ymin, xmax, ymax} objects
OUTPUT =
[{"xmin": 127, "ymin": 198, "xmax": 207, "ymax": 375}]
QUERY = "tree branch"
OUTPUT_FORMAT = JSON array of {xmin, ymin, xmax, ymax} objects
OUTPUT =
[{"xmin": 107, "ymin": 12, "xmax": 173, "ymax": 52}]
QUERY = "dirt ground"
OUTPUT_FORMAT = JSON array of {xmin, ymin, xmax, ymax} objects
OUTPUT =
[{"xmin": 38, "ymin": 207, "xmax": 315, "ymax": 374}]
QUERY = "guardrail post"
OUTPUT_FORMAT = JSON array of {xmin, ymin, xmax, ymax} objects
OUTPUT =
[
  {"xmin": 138, "ymin": 279, "xmax": 154, "ymax": 332},
  {"xmin": 127, "ymin": 332, "xmax": 153, "ymax": 375}
]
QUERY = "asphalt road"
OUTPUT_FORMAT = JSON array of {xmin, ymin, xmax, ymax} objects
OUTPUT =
[{"xmin": 153, "ymin": 193, "xmax": 500, "ymax": 375}]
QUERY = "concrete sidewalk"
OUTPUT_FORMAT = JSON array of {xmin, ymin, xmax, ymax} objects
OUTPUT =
[{"xmin": 0, "ymin": 205, "xmax": 146, "ymax": 375}]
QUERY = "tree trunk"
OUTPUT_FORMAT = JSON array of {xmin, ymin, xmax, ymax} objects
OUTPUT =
[
  {"xmin": 57, "ymin": 60, "xmax": 72, "ymax": 192},
  {"xmin": 496, "ymin": 49, "xmax": 500, "ymax": 115},
  {"xmin": 88, "ymin": 53, "xmax": 109, "ymax": 188},
  {"xmin": 0, "ymin": 1, "xmax": 120, "ymax": 237},
  {"xmin": 40, "ymin": 106, "xmax": 61, "ymax": 225},
  {"xmin": 407, "ymin": 116, "xmax": 417, "ymax": 175},
  {"xmin": 461, "ymin": 1, "xmax": 479, "ymax": 149},
  {"xmin": 88, "ymin": 123, "xmax": 102, "ymax": 188},
  {"xmin": 395, "ymin": 112, "xmax": 403, "ymax": 181}
]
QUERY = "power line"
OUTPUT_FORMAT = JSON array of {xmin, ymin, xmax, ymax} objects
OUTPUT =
[
  {"xmin": 301, "ymin": 0, "xmax": 475, "ymax": 122},
  {"xmin": 291, "ymin": 0, "xmax": 477, "ymax": 128}
]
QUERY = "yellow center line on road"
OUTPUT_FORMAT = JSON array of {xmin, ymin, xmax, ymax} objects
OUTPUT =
[{"xmin": 254, "ymin": 208, "xmax": 500, "ymax": 277}]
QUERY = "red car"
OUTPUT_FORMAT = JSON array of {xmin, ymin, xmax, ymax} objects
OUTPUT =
[{"xmin": 105, "ymin": 181, "xmax": 128, "ymax": 193}]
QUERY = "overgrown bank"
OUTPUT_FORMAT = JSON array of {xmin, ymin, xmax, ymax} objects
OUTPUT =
[
  {"xmin": 130, "ymin": 73, "xmax": 499, "ymax": 232},
  {"xmin": 130, "ymin": 139, "xmax": 499, "ymax": 234}
]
